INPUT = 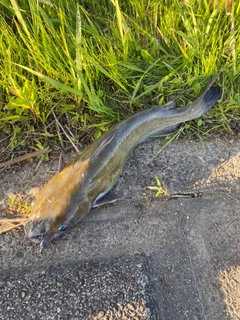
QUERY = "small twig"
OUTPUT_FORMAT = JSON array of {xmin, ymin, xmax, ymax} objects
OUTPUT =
[
  {"xmin": 0, "ymin": 224, "xmax": 23, "ymax": 233},
  {"xmin": 65, "ymin": 125, "xmax": 75, "ymax": 138},
  {"xmin": 65, "ymin": 112, "xmax": 72, "ymax": 128},
  {"xmin": 0, "ymin": 218, "xmax": 29, "ymax": 234},
  {"xmin": 57, "ymin": 151, "xmax": 66, "ymax": 172},
  {"xmin": 55, "ymin": 120, "xmax": 66, "ymax": 150},
  {"xmin": 34, "ymin": 156, "xmax": 44, "ymax": 172},
  {"xmin": 0, "ymin": 148, "xmax": 52, "ymax": 169},
  {"xmin": 45, "ymin": 120, "xmax": 55, "ymax": 130},
  {"xmin": 0, "ymin": 218, "xmax": 29, "ymax": 224},
  {"xmin": 0, "ymin": 135, "xmax": 13, "ymax": 154},
  {"xmin": 52, "ymin": 111, "xmax": 80, "ymax": 153},
  {"xmin": 169, "ymin": 193, "xmax": 200, "ymax": 199}
]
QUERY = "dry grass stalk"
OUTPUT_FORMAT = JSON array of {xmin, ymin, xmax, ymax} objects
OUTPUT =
[{"xmin": 0, "ymin": 218, "xmax": 29, "ymax": 234}]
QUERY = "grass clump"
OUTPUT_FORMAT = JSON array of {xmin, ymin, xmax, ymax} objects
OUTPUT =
[
  {"xmin": 0, "ymin": 0, "xmax": 239, "ymax": 157},
  {"xmin": 0, "ymin": 194, "xmax": 30, "ymax": 234}
]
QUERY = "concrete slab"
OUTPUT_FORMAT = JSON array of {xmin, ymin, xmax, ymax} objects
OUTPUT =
[{"xmin": 0, "ymin": 135, "xmax": 239, "ymax": 319}]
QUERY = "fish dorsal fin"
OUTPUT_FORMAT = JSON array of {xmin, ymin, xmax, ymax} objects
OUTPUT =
[{"xmin": 91, "ymin": 130, "xmax": 116, "ymax": 161}]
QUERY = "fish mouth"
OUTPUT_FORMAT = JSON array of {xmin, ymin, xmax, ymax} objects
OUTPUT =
[
  {"xmin": 28, "ymin": 236, "xmax": 42, "ymax": 244},
  {"xmin": 26, "ymin": 231, "xmax": 62, "ymax": 253},
  {"xmin": 39, "ymin": 232, "xmax": 62, "ymax": 253},
  {"xmin": 24, "ymin": 219, "xmax": 62, "ymax": 252}
]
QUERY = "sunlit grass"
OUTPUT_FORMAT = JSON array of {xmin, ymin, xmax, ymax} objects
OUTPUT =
[{"xmin": 0, "ymin": 0, "xmax": 239, "ymax": 153}]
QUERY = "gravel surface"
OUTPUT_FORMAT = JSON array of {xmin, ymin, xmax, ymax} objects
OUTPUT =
[
  {"xmin": 1, "ymin": 136, "xmax": 240, "ymax": 319},
  {"xmin": 0, "ymin": 256, "xmax": 157, "ymax": 320}
]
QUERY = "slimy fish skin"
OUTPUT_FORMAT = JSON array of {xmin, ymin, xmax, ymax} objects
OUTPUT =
[{"xmin": 24, "ymin": 76, "xmax": 221, "ymax": 252}]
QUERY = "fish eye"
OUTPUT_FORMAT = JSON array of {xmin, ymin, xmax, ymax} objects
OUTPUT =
[{"xmin": 59, "ymin": 223, "xmax": 68, "ymax": 232}]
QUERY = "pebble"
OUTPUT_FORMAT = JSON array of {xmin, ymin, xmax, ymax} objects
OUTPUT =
[
  {"xmin": 127, "ymin": 303, "xmax": 135, "ymax": 311},
  {"xmin": 97, "ymin": 310, "xmax": 105, "ymax": 318}
]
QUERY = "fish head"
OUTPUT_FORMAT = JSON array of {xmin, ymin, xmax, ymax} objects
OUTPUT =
[
  {"xmin": 24, "ymin": 192, "xmax": 91, "ymax": 253},
  {"xmin": 24, "ymin": 217, "xmax": 63, "ymax": 249},
  {"xmin": 24, "ymin": 160, "xmax": 91, "ymax": 252},
  {"xmin": 24, "ymin": 186, "xmax": 74, "ymax": 252},
  {"xmin": 24, "ymin": 213, "xmax": 71, "ymax": 253}
]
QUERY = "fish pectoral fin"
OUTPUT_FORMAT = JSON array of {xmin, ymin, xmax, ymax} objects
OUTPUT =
[
  {"xmin": 163, "ymin": 100, "xmax": 178, "ymax": 110},
  {"xmin": 91, "ymin": 131, "xmax": 116, "ymax": 161},
  {"xmin": 139, "ymin": 123, "xmax": 180, "ymax": 144},
  {"xmin": 93, "ymin": 192, "xmax": 121, "ymax": 208}
]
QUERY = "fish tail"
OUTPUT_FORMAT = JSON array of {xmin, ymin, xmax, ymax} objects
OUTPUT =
[
  {"xmin": 187, "ymin": 75, "xmax": 222, "ymax": 119},
  {"xmin": 199, "ymin": 85, "xmax": 222, "ymax": 114}
]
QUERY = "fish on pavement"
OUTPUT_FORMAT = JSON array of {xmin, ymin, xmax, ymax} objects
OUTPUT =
[{"xmin": 24, "ymin": 76, "xmax": 221, "ymax": 252}]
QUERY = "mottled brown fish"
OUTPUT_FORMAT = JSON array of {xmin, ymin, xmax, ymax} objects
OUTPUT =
[{"xmin": 24, "ymin": 76, "xmax": 221, "ymax": 252}]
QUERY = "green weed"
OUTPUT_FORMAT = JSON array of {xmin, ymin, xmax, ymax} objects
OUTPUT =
[
  {"xmin": 147, "ymin": 175, "xmax": 168, "ymax": 197},
  {"xmin": 0, "ymin": 0, "xmax": 239, "ymax": 153},
  {"xmin": 8, "ymin": 194, "xmax": 31, "ymax": 215}
]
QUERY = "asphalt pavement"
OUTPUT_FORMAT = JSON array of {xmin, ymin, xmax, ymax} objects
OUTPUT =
[{"xmin": 0, "ymin": 134, "xmax": 239, "ymax": 320}]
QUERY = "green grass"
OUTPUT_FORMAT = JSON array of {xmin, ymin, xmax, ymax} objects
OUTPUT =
[{"xmin": 0, "ymin": 0, "xmax": 239, "ymax": 154}]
